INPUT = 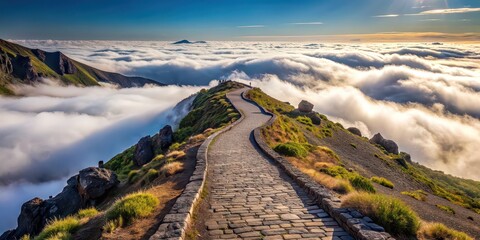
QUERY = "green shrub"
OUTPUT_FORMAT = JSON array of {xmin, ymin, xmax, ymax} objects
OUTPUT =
[
  {"xmin": 342, "ymin": 192, "xmax": 420, "ymax": 237},
  {"xmin": 77, "ymin": 208, "xmax": 98, "ymax": 219},
  {"xmin": 34, "ymin": 217, "xmax": 80, "ymax": 240},
  {"xmin": 417, "ymin": 222, "xmax": 472, "ymax": 240},
  {"xmin": 143, "ymin": 169, "xmax": 159, "ymax": 184},
  {"xmin": 296, "ymin": 116, "xmax": 313, "ymax": 126},
  {"xmin": 350, "ymin": 175, "xmax": 376, "ymax": 193},
  {"xmin": 371, "ymin": 176, "xmax": 394, "ymax": 189},
  {"xmin": 274, "ymin": 142, "xmax": 309, "ymax": 157},
  {"xmin": 106, "ymin": 192, "xmax": 159, "ymax": 226},
  {"xmin": 401, "ymin": 190, "xmax": 428, "ymax": 201},
  {"xmin": 436, "ymin": 204, "xmax": 455, "ymax": 214},
  {"xmin": 127, "ymin": 170, "xmax": 140, "ymax": 184},
  {"xmin": 320, "ymin": 166, "xmax": 375, "ymax": 193}
]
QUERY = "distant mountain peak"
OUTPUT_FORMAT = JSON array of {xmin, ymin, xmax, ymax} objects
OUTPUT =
[{"xmin": 172, "ymin": 40, "xmax": 207, "ymax": 44}]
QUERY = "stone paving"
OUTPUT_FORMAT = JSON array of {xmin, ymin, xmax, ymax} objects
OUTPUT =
[{"xmin": 205, "ymin": 88, "xmax": 352, "ymax": 240}]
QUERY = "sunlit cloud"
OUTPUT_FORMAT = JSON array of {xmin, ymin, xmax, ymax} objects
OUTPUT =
[
  {"xmin": 373, "ymin": 14, "xmax": 399, "ymax": 18},
  {"xmin": 408, "ymin": 7, "xmax": 480, "ymax": 15}
]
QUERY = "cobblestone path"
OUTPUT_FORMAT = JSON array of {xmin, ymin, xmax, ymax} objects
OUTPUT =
[{"xmin": 205, "ymin": 88, "xmax": 352, "ymax": 240}]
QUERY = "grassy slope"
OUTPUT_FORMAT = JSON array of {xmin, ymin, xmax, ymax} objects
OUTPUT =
[
  {"xmin": 247, "ymin": 87, "xmax": 480, "ymax": 238},
  {"xmin": 0, "ymin": 40, "xmax": 100, "ymax": 90}
]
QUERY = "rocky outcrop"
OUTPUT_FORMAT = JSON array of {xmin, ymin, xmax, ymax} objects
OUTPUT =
[
  {"xmin": 0, "ymin": 51, "xmax": 13, "ymax": 74},
  {"xmin": 133, "ymin": 136, "xmax": 154, "ymax": 166},
  {"xmin": 78, "ymin": 167, "xmax": 118, "ymax": 200},
  {"xmin": 32, "ymin": 50, "xmax": 77, "ymax": 75},
  {"xmin": 1, "ymin": 167, "xmax": 118, "ymax": 239},
  {"xmin": 370, "ymin": 133, "xmax": 399, "ymax": 155},
  {"xmin": 134, "ymin": 125, "xmax": 174, "ymax": 166},
  {"xmin": 11, "ymin": 55, "xmax": 38, "ymax": 82},
  {"xmin": 298, "ymin": 100, "xmax": 314, "ymax": 113},
  {"xmin": 153, "ymin": 125, "xmax": 174, "ymax": 150},
  {"xmin": 347, "ymin": 127, "xmax": 362, "ymax": 137}
]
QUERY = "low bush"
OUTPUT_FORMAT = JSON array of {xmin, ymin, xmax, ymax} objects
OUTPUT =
[
  {"xmin": 144, "ymin": 169, "xmax": 159, "ymax": 184},
  {"xmin": 127, "ymin": 170, "xmax": 140, "ymax": 184},
  {"xmin": 34, "ymin": 216, "xmax": 81, "ymax": 240},
  {"xmin": 105, "ymin": 192, "xmax": 159, "ymax": 227},
  {"xmin": 436, "ymin": 204, "xmax": 455, "ymax": 214},
  {"xmin": 320, "ymin": 166, "xmax": 375, "ymax": 193},
  {"xmin": 371, "ymin": 176, "xmax": 394, "ymax": 189},
  {"xmin": 401, "ymin": 190, "xmax": 428, "ymax": 201},
  {"xmin": 77, "ymin": 208, "xmax": 98, "ymax": 219},
  {"xmin": 417, "ymin": 222, "xmax": 472, "ymax": 240},
  {"xmin": 166, "ymin": 150, "xmax": 186, "ymax": 159},
  {"xmin": 274, "ymin": 142, "xmax": 309, "ymax": 157},
  {"xmin": 296, "ymin": 116, "xmax": 313, "ymax": 126},
  {"xmin": 342, "ymin": 192, "xmax": 420, "ymax": 237}
]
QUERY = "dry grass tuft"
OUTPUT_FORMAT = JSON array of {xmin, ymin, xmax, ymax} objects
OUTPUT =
[
  {"xmin": 166, "ymin": 150, "xmax": 186, "ymax": 159},
  {"xmin": 189, "ymin": 134, "xmax": 206, "ymax": 143},
  {"xmin": 417, "ymin": 222, "xmax": 473, "ymax": 240},
  {"xmin": 161, "ymin": 162, "xmax": 184, "ymax": 176}
]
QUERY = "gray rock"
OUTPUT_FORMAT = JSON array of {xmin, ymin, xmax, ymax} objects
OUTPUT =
[
  {"xmin": 347, "ymin": 127, "xmax": 362, "ymax": 137},
  {"xmin": 78, "ymin": 167, "xmax": 118, "ymax": 199},
  {"xmin": 306, "ymin": 112, "xmax": 321, "ymax": 125},
  {"xmin": 134, "ymin": 136, "xmax": 154, "ymax": 166},
  {"xmin": 15, "ymin": 197, "xmax": 45, "ymax": 238},
  {"xmin": 298, "ymin": 100, "xmax": 314, "ymax": 113},
  {"xmin": 154, "ymin": 125, "xmax": 174, "ymax": 150},
  {"xmin": 369, "ymin": 133, "xmax": 399, "ymax": 155}
]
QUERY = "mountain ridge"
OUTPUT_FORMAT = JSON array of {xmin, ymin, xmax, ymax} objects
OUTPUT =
[{"xmin": 0, "ymin": 39, "xmax": 164, "ymax": 95}]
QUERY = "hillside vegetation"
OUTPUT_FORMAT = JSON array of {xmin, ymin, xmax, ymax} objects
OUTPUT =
[{"xmin": 247, "ymin": 87, "xmax": 479, "ymax": 239}]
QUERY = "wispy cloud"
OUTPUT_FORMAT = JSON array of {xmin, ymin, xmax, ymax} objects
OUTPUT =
[
  {"xmin": 289, "ymin": 22, "xmax": 324, "ymax": 25},
  {"xmin": 419, "ymin": 19, "xmax": 441, "ymax": 22},
  {"xmin": 237, "ymin": 25, "xmax": 265, "ymax": 28},
  {"xmin": 408, "ymin": 7, "xmax": 480, "ymax": 15},
  {"xmin": 373, "ymin": 14, "xmax": 399, "ymax": 18}
]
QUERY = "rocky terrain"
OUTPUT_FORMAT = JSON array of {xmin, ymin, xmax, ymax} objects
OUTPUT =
[{"xmin": 0, "ymin": 39, "xmax": 164, "ymax": 95}]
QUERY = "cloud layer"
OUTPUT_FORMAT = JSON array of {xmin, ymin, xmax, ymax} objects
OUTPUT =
[{"xmin": 2, "ymin": 39, "xmax": 480, "ymax": 231}]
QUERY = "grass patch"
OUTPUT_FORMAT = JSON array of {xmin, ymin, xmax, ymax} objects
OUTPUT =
[
  {"xmin": 417, "ymin": 222, "xmax": 472, "ymax": 240},
  {"xmin": 143, "ymin": 169, "xmax": 159, "ymax": 184},
  {"xmin": 342, "ymin": 192, "xmax": 420, "ymax": 237},
  {"xmin": 34, "ymin": 217, "xmax": 81, "ymax": 240},
  {"xmin": 274, "ymin": 142, "xmax": 309, "ymax": 158},
  {"xmin": 371, "ymin": 176, "xmax": 394, "ymax": 189},
  {"xmin": 401, "ymin": 190, "xmax": 428, "ymax": 201},
  {"xmin": 77, "ymin": 208, "xmax": 98, "ymax": 219},
  {"xmin": 104, "ymin": 146, "xmax": 135, "ymax": 181},
  {"xmin": 320, "ymin": 166, "xmax": 375, "ymax": 193},
  {"xmin": 105, "ymin": 192, "xmax": 159, "ymax": 229},
  {"xmin": 296, "ymin": 116, "xmax": 313, "ymax": 126},
  {"xmin": 301, "ymin": 168, "xmax": 353, "ymax": 194},
  {"xmin": 436, "ymin": 204, "xmax": 455, "ymax": 214}
]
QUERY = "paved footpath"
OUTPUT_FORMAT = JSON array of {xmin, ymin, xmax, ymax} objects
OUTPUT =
[{"xmin": 204, "ymin": 88, "xmax": 352, "ymax": 240}]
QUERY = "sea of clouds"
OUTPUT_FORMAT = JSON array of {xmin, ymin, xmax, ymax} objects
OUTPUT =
[{"xmin": 1, "ymin": 40, "xmax": 479, "ymax": 231}]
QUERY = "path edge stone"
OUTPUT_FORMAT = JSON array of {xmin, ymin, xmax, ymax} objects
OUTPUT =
[
  {"xmin": 149, "ymin": 88, "xmax": 248, "ymax": 240},
  {"xmin": 241, "ymin": 91, "xmax": 395, "ymax": 240}
]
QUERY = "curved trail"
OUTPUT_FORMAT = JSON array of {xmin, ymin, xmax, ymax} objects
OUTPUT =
[{"xmin": 204, "ymin": 88, "xmax": 352, "ymax": 240}]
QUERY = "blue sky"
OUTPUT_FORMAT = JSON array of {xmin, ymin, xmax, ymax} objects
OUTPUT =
[{"xmin": 0, "ymin": 0, "xmax": 479, "ymax": 41}]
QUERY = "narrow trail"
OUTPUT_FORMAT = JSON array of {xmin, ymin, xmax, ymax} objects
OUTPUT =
[{"xmin": 204, "ymin": 88, "xmax": 352, "ymax": 240}]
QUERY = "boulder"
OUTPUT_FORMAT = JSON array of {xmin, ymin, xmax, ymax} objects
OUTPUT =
[
  {"xmin": 369, "ymin": 133, "xmax": 399, "ymax": 155},
  {"xmin": 306, "ymin": 112, "xmax": 322, "ymax": 125},
  {"xmin": 347, "ymin": 127, "xmax": 362, "ymax": 137},
  {"xmin": 298, "ymin": 100, "xmax": 314, "ymax": 113},
  {"xmin": 154, "ymin": 125, "xmax": 174, "ymax": 150},
  {"xmin": 78, "ymin": 167, "xmax": 118, "ymax": 199},
  {"xmin": 134, "ymin": 136, "xmax": 154, "ymax": 166},
  {"xmin": 1, "ymin": 167, "xmax": 118, "ymax": 239},
  {"xmin": 15, "ymin": 197, "xmax": 45, "ymax": 238}
]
